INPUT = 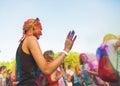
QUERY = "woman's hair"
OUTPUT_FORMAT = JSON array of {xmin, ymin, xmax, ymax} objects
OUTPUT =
[
  {"xmin": 103, "ymin": 33, "xmax": 117, "ymax": 42},
  {"xmin": 43, "ymin": 50, "xmax": 54, "ymax": 62},
  {"xmin": 19, "ymin": 18, "xmax": 42, "ymax": 42},
  {"xmin": 23, "ymin": 18, "xmax": 42, "ymax": 34},
  {"xmin": 74, "ymin": 64, "xmax": 81, "ymax": 76}
]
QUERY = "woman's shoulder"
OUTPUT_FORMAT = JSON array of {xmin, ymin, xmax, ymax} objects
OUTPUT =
[
  {"xmin": 24, "ymin": 36, "xmax": 37, "ymax": 44},
  {"xmin": 23, "ymin": 36, "xmax": 38, "ymax": 48}
]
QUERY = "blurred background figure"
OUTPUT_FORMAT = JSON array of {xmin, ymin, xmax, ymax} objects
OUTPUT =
[
  {"xmin": 44, "ymin": 50, "xmax": 65, "ymax": 86},
  {"xmin": 72, "ymin": 64, "xmax": 84, "ymax": 86},
  {"xmin": 66, "ymin": 65, "xmax": 74, "ymax": 86}
]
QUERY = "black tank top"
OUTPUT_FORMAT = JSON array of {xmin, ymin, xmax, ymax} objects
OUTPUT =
[{"xmin": 16, "ymin": 40, "xmax": 40, "ymax": 86}]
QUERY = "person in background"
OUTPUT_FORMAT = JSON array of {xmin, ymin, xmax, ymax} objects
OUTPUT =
[
  {"xmin": 11, "ymin": 65, "xmax": 19, "ymax": 86},
  {"xmin": 0, "ymin": 66, "xmax": 3, "ymax": 86},
  {"xmin": 58, "ymin": 64, "xmax": 67, "ymax": 86},
  {"xmin": 66, "ymin": 64, "xmax": 74, "ymax": 86},
  {"xmin": 79, "ymin": 53, "xmax": 95, "ymax": 86},
  {"xmin": 101, "ymin": 34, "xmax": 120, "ymax": 86},
  {"xmin": 0, "ymin": 66, "xmax": 7, "ymax": 86},
  {"xmin": 43, "ymin": 50, "xmax": 65, "ymax": 86},
  {"xmin": 90, "ymin": 33, "xmax": 120, "ymax": 86},
  {"xmin": 12, "ymin": 18, "xmax": 76, "ymax": 86},
  {"xmin": 72, "ymin": 64, "xmax": 84, "ymax": 86},
  {"xmin": 84, "ymin": 62, "xmax": 109, "ymax": 86}
]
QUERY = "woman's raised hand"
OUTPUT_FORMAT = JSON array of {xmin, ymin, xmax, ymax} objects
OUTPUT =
[{"xmin": 64, "ymin": 30, "xmax": 77, "ymax": 52}]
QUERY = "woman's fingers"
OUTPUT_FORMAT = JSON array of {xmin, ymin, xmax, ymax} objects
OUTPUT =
[{"xmin": 67, "ymin": 30, "xmax": 77, "ymax": 42}]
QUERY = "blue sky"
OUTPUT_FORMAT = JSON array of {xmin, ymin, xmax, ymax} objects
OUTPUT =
[{"xmin": 0, "ymin": 0, "xmax": 120, "ymax": 61}]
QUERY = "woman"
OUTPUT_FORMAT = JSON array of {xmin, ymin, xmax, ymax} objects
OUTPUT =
[
  {"xmin": 73, "ymin": 64, "xmax": 84, "ymax": 86},
  {"xmin": 13, "ymin": 18, "xmax": 77, "ymax": 86},
  {"xmin": 100, "ymin": 34, "xmax": 120, "ymax": 86},
  {"xmin": 79, "ymin": 53, "xmax": 95, "ymax": 86}
]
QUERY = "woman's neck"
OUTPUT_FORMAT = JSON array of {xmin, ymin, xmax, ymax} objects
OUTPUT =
[{"xmin": 25, "ymin": 33, "xmax": 33, "ymax": 38}]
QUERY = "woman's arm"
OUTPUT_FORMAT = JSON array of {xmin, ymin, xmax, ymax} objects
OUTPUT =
[
  {"xmin": 84, "ymin": 69, "xmax": 98, "ymax": 76},
  {"xmin": 27, "ymin": 34, "xmax": 75, "ymax": 75},
  {"xmin": 51, "ymin": 68, "xmax": 64, "ymax": 82},
  {"xmin": 11, "ymin": 65, "xmax": 17, "ymax": 82}
]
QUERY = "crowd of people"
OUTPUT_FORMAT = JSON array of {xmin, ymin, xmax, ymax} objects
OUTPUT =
[
  {"xmin": 0, "ymin": 18, "xmax": 120, "ymax": 86},
  {"xmin": 0, "ymin": 65, "xmax": 12, "ymax": 86},
  {"xmin": 0, "ymin": 47, "xmax": 119, "ymax": 86}
]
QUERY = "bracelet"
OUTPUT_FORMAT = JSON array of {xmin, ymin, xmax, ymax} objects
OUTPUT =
[{"xmin": 62, "ymin": 50, "xmax": 68, "ymax": 56}]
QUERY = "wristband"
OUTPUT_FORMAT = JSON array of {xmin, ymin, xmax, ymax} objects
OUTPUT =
[{"xmin": 62, "ymin": 50, "xmax": 68, "ymax": 56}]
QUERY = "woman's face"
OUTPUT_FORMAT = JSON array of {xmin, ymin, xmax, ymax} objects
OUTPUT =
[
  {"xmin": 81, "ymin": 54, "xmax": 88, "ymax": 63},
  {"xmin": 33, "ymin": 21, "xmax": 42, "ymax": 39}
]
